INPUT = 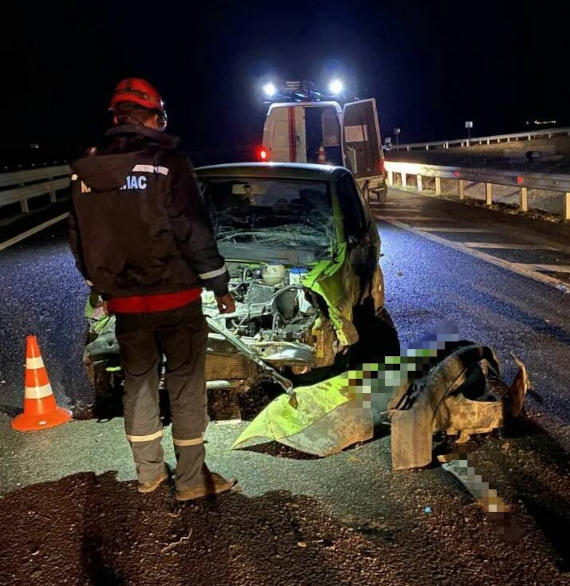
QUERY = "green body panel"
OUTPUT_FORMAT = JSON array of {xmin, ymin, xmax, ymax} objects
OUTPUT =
[
  {"xmin": 232, "ymin": 373, "xmax": 353, "ymax": 449},
  {"xmin": 301, "ymin": 243, "xmax": 357, "ymax": 348}
]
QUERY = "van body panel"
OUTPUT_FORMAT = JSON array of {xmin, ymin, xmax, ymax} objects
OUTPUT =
[{"xmin": 263, "ymin": 104, "xmax": 306, "ymax": 162}]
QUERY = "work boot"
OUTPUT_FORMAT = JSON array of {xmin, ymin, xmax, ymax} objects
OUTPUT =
[
  {"xmin": 138, "ymin": 466, "xmax": 170, "ymax": 494},
  {"xmin": 175, "ymin": 470, "xmax": 237, "ymax": 502}
]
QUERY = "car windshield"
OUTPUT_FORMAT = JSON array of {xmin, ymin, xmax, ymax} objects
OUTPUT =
[{"xmin": 200, "ymin": 178, "xmax": 336, "ymax": 257}]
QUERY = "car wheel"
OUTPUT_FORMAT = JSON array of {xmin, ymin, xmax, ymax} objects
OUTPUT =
[{"xmin": 350, "ymin": 300, "xmax": 400, "ymax": 366}]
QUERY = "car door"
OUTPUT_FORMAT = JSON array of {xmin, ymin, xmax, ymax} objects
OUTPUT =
[
  {"xmin": 342, "ymin": 99, "xmax": 383, "ymax": 179},
  {"xmin": 336, "ymin": 172, "xmax": 377, "ymax": 298}
]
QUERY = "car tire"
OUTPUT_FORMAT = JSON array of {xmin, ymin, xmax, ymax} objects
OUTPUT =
[{"xmin": 350, "ymin": 300, "xmax": 400, "ymax": 366}]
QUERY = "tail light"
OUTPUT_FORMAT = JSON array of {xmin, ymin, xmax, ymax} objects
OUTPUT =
[
  {"xmin": 257, "ymin": 146, "xmax": 269, "ymax": 162},
  {"xmin": 378, "ymin": 158, "xmax": 386, "ymax": 175}
]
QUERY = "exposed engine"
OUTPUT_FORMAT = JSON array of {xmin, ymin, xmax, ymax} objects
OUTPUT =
[{"xmin": 203, "ymin": 263, "xmax": 329, "ymax": 366}]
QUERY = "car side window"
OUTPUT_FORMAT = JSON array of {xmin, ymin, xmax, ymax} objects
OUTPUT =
[{"xmin": 336, "ymin": 173, "xmax": 366, "ymax": 239}]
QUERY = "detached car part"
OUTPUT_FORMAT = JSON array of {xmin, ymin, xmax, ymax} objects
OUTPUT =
[{"xmin": 233, "ymin": 341, "xmax": 528, "ymax": 467}]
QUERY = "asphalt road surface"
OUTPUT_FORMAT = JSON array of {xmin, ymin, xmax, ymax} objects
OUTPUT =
[{"xmin": 0, "ymin": 190, "xmax": 569, "ymax": 585}]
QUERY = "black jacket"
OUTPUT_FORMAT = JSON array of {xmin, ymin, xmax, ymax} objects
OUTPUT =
[{"xmin": 69, "ymin": 124, "xmax": 229, "ymax": 298}]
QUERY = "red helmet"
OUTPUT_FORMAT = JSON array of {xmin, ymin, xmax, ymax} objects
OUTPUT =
[{"xmin": 109, "ymin": 78, "xmax": 165, "ymax": 113}]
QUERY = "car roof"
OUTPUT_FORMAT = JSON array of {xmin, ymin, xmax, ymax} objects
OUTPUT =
[{"xmin": 195, "ymin": 162, "xmax": 347, "ymax": 181}]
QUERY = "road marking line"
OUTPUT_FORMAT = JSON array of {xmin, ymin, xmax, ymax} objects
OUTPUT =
[
  {"xmin": 511, "ymin": 264, "xmax": 570, "ymax": 273},
  {"xmin": 419, "ymin": 227, "xmax": 490, "ymax": 233},
  {"xmin": 380, "ymin": 218, "xmax": 568, "ymax": 290},
  {"xmin": 375, "ymin": 216, "xmax": 452, "ymax": 222},
  {"xmin": 462, "ymin": 242, "xmax": 559, "ymax": 251},
  {"xmin": 0, "ymin": 212, "xmax": 69, "ymax": 252}
]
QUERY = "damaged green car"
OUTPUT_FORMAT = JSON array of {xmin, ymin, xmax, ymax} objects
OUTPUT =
[{"xmin": 84, "ymin": 163, "xmax": 399, "ymax": 418}]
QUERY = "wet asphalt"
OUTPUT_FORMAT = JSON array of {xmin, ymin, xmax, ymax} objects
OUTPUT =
[{"xmin": 0, "ymin": 192, "xmax": 569, "ymax": 584}]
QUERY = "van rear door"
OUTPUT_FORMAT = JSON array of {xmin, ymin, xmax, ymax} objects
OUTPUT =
[
  {"xmin": 342, "ymin": 99, "xmax": 382, "ymax": 178},
  {"xmin": 263, "ymin": 105, "xmax": 307, "ymax": 162}
]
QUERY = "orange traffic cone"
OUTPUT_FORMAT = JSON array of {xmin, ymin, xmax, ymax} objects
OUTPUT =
[
  {"xmin": 11, "ymin": 335, "xmax": 71, "ymax": 432},
  {"xmin": 317, "ymin": 144, "xmax": 326, "ymax": 164}
]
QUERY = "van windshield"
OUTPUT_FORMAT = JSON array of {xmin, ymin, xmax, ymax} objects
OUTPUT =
[{"xmin": 201, "ymin": 178, "xmax": 335, "ymax": 256}]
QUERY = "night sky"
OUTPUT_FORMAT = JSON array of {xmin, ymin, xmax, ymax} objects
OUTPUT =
[{"xmin": 3, "ymin": 0, "xmax": 568, "ymax": 165}]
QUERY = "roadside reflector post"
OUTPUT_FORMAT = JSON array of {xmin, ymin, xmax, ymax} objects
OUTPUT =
[
  {"xmin": 520, "ymin": 186, "xmax": 528, "ymax": 212},
  {"xmin": 387, "ymin": 169, "xmax": 393, "ymax": 186},
  {"xmin": 565, "ymin": 192, "xmax": 570, "ymax": 221},
  {"xmin": 458, "ymin": 179, "xmax": 465, "ymax": 200},
  {"xmin": 485, "ymin": 182, "xmax": 493, "ymax": 206},
  {"xmin": 435, "ymin": 176, "xmax": 442, "ymax": 196},
  {"xmin": 401, "ymin": 172, "xmax": 407, "ymax": 188},
  {"xmin": 417, "ymin": 175, "xmax": 423, "ymax": 192}
]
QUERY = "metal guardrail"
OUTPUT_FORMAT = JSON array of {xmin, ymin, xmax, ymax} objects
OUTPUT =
[
  {"xmin": 0, "ymin": 165, "xmax": 71, "ymax": 212},
  {"xmin": 390, "ymin": 127, "xmax": 570, "ymax": 152},
  {"xmin": 384, "ymin": 161, "xmax": 570, "ymax": 220}
]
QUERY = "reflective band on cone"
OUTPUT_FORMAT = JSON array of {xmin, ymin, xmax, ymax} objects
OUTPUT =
[
  {"xmin": 11, "ymin": 335, "xmax": 71, "ymax": 432},
  {"xmin": 25, "ymin": 383, "xmax": 53, "ymax": 400},
  {"xmin": 26, "ymin": 356, "xmax": 44, "ymax": 369}
]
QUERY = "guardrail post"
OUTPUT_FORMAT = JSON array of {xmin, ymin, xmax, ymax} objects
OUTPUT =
[
  {"xmin": 458, "ymin": 179, "xmax": 465, "ymax": 200},
  {"xmin": 417, "ymin": 175, "xmax": 423, "ymax": 192},
  {"xmin": 520, "ymin": 186, "xmax": 528, "ymax": 212},
  {"xmin": 565, "ymin": 192, "xmax": 570, "ymax": 221},
  {"xmin": 485, "ymin": 183, "xmax": 493, "ymax": 206},
  {"xmin": 401, "ymin": 173, "xmax": 407, "ymax": 188},
  {"xmin": 48, "ymin": 178, "xmax": 56, "ymax": 203},
  {"xmin": 435, "ymin": 177, "xmax": 441, "ymax": 196}
]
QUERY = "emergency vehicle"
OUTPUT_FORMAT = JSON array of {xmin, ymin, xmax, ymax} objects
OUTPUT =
[{"xmin": 258, "ymin": 81, "xmax": 388, "ymax": 202}]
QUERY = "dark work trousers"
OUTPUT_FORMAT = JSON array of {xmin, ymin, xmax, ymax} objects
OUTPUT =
[{"xmin": 115, "ymin": 299, "xmax": 209, "ymax": 490}]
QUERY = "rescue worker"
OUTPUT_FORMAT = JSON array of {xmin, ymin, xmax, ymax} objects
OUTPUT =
[{"xmin": 69, "ymin": 78, "xmax": 237, "ymax": 500}]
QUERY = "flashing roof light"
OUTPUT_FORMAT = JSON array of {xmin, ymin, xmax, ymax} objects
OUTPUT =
[
  {"xmin": 328, "ymin": 79, "xmax": 343, "ymax": 95},
  {"xmin": 262, "ymin": 82, "xmax": 277, "ymax": 97}
]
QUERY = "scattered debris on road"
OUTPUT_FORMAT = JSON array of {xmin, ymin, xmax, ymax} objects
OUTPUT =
[
  {"xmin": 437, "ymin": 452, "xmax": 510, "ymax": 515},
  {"xmin": 233, "ymin": 332, "xmax": 529, "ymax": 471}
]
